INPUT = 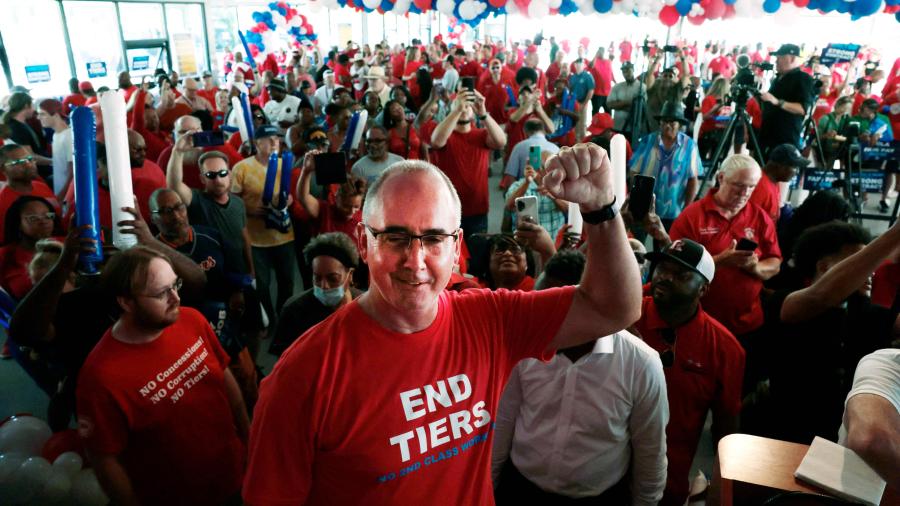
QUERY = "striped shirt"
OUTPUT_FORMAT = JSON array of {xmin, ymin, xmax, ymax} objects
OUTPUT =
[{"xmin": 628, "ymin": 132, "xmax": 702, "ymax": 220}]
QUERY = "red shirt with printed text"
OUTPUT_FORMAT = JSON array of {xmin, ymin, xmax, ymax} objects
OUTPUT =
[
  {"xmin": 421, "ymin": 124, "xmax": 492, "ymax": 217},
  {"xmin": 243, "ymin": 287, "xmax": 575, "ymax": 505},
  {"xmin": 669, "ymin": 191, "xmax": 781, "ymax": 335},
  {"xmin": 76, "ymin": 308, "xmax": 243, "ymax": 506}
]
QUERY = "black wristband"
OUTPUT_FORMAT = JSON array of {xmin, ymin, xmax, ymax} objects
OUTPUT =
[
  {"xmin": 581, "ymin": 196, "xmax": 618, "ymax": 225},
  {"xmin": 477, "ymin": 114, "xmax": 488, "ymax": 121}
]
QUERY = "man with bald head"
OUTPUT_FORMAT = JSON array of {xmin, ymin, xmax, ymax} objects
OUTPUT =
[
  {"xmin": 156, "ymin": 115, "xmax": 243, "ymax": 189},
  {"xmin": 175, "ymin": 78, "xmax": 214, "ymax": 113},
  {"xmin": 667, "ymin": 153, "xmax": 781, "ymax": 356},
  {"xmin": 244, "ymin": 145, "xmax": 642, "ymax": 505}
]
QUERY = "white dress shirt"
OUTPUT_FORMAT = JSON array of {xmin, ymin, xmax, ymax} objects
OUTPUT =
[{"xmin": 492, "ymin": 331, "xmax": 668, "ymax": 505}]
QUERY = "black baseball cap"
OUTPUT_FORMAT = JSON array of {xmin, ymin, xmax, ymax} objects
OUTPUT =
[
  {"xmin": 768, "ymin": 144, "xmax": 810, "ymax": 168},
  {"xmin": 254, "ymin": 124, "xmax": 281, "ymax": 139},
  {"xmin": 645, "ymin": 239, "xmax": 715, "ymax": 283},
  {"xmin": 267, "ymin": 79, "xmax": 288, "ymax": 92},
  {"xmin": 621, "ymin": 62, "xmax": 634, "ymax": 70},
  {"xmin": 772, "ymin": 44, "xmax": 801, "ymax": 57}
]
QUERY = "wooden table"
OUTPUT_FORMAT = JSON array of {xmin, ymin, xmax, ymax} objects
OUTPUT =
[{"xmin": 709, "ymin": 433, "xmax": 898, "ymax": 506}]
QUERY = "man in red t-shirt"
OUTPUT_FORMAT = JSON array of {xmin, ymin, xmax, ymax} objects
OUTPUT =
[
  {"xmin": 0, "ymin": 145, "xmax": 60, "ymax": 242},
  {"xmin": 76, "ymin": 247, "xmax": 249, "ymax": 505},
  {"xmin": 243, "ymin": 145, "xmax": 643, "ymax": 506},
  {"xmin": 619, "ymin": 39, "xmax": 633, "ymax": 63},
  {"xmin": 635, "ymin": 239, "xmax": 745, "ymax": 506},
  {"xmin": 749, "ymin": 143, "xmax": 809, "ymax": 222},
  {"xmin": 591, "ymin": 48, "xmax": 615, "ymax": 114},
  {"xmin": 423, "ymin": 89, "xmax": 507, "ymax": 237},
  {"xmin": 668, "ymin": 154, "xmax": 782, "ymax": 339}
]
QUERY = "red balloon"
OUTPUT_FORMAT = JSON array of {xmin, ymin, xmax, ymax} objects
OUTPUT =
[
  {"xmin": 793, "ymin": 0, "xmax": 809, "ymax": 6},
  {"xmin": 723, "ymin": 4, "xmax": 736, "ymax": 17},
  {"xmin": 414, "ymin": 0, "xmax": 431, "ymax": 10},
  {"xmin": 250, "ymin": 26, "xmax": 260, "ymax": 33},
  {"xmin": 688, "ymin": 14, "xmax": 705, "ymax": 24},
  {"xmin": 659, "ymin": 5, "xmax": 680, "ymax": 26},
  {"xmin": 42, "ymin": 429, "xmax": 85, "ymax": 462},
  {"xmin": 257, "ymin": 21, "xmax": 269, "ymax": 32},
  {"xmin": 249, "ymin": 44, "xmax": 260, "ymax": 57},
  {"xmin": 488, "ymin": 0, "xmax": 507, "ymax": 7},
  {"xmin": 704, "ymin": 0, "xmax": 725, "ymax": 19}
]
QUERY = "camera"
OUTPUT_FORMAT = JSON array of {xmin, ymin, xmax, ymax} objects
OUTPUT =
[
  {"xmin": 662, "ymin": 45, "xmax": 679, "ymax": 53},
  {"xmin": 730, "ymin": 66, "xmax": 760, "ymax": 106},
  {"xmin": 754, "ymin": 62, "xmax": 774, "ymax": 72}
]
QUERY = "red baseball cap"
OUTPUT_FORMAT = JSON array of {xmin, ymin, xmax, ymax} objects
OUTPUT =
[
  {"xmin": 586, "ymin": 112, "xmax": 614, "ymax": 137},
  {"xmin": 79, "ymin": 81, "xmax": 94, "ymax": 92},
  {"xmin": 38, "ymin": 98, "xmax": 66, "ymax": 119}
]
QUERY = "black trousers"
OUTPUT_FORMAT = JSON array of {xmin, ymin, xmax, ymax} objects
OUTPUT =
[{"xmin": 495, "ymin": 461, "xmax": 631, "ymax": 505}]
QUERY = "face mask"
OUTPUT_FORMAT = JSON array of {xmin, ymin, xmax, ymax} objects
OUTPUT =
[{"xmin": 314, "ymin": 285, "xmax": 345, "ymax": 308}]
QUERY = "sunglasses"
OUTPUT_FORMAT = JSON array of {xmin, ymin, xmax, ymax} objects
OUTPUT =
[
  {"xmin": 4, "ymin": 155, "xmax": 34, "ymax": 167},
  {"xmin": 204, "ymin": 169, "xmax": 229, "ymax": 179},
  {"xmin": 23, "ymin": 212, "xmax": 56, "ymax": 224}
]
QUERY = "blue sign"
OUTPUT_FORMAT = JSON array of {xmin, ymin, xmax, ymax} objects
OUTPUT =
[
  {"xmin": 86, "ymin": 61, "xmax": 107, "ymax": 78},
  {"xmin": 132, "ymin": 55, "xmax": 150, "ymax": 71},
  {"xmin": 802, "ymin": 169, "xmax": 883, "ymax": 193},
  {"xmin": 24, "ymin": 64, "xmax": 51, "ymax": 84},
  {"xmin": 819, "ymin": 44, "xmax": 861, "ymax": 67}
]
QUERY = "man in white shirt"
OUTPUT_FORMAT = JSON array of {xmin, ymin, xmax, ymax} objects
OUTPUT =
[
  {"xmin": 36, "ymin": 99, "xmax": 73, "ymax": 199},
  {"xmin": 492, "ymin": 249, "xmax": 668, "ymax": 505},
  {"xmin": 313, "ymin": 71, "xmax": 342, "ymax": 116},
  {"xmin": 350, "ymin": 55, "xmax": 369, "ymax": 97},
  {"xmin": 263, "ymin": 79, "xmax": 302, "ymax": 133},
  {"xmin": 364, "ymin": 66, "xmax": 392, "ymax": 106},
  {"xmin": 441, "ymin": 55, "xmax": 460, "ymax": 94}
]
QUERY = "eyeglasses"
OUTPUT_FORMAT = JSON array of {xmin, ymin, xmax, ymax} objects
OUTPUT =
[
  {"xmin": 140, "ymin": 278, "xmax": 183, "ymax": 301},
  {"xmin": 492, "ymin": 240, "xmax": 524, "ymax": 255},
  {"xmin": 204, "ymin": 169, "xmax": 229, "ymax": 179},
  {"xmin": 658, "ymin": 328, "xmax": 677, "ymax": 367},
  {"xmin": 366, "ymin": 138, "xmax": 387, "ymax": 144},
  {"xmin": 22, "ymin": 212, "xmax": 55, "ymax": 224},
  {"xmin": 365, "ymin": 225, "xmax": 459, "ymax": 255},
  {"xmin": 152, "ymin": 202, "xmax": 186, "ymax": 215},
  {"xmin": 4, "ymin": 155, "xmax": 34, "ymax": 167}
]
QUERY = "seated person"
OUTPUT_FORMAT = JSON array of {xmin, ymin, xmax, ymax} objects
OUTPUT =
[
  {"xmin": 270, "ymin": 232, "xmax": 362, "ymax": 356},
  {"xmin": 838, "ymin": 349, "xmax": 900, "ymax": 491},
  {"xmin": 765, "ymin": 220, "xmax": 899, "ymax": 444},
  {"xmin": 492, "ymin": 250, "xmax": 668, "ymax": 505}
]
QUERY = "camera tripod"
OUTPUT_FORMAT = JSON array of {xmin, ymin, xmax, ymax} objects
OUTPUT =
[
  {"xmin": 698, "ymin": 98, "xmax": 764, "ymax": 195},
  {"xmin": 836, "ymin": 141, "xmax": 900, "ymax": 226},
  {"xmin": 800, "ymin": 102, "xmax": 826, "ymax": 168}
]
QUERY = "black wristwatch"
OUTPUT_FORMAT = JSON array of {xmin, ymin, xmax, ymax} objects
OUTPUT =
[
  {"xmin": 477, "ymin": 114, "xmax": 488, "ymax": 121},
  {"xmin": 581, "ymin": 196, "xmax": 618, "ymax": 225}
]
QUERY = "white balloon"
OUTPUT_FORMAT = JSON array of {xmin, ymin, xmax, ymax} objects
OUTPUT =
[
  {"xmin": 528, "ymin": 0, "xmax": 550, "ymax": 18},
  {"xmin": 393, "ymin": 0, "xmax": 411, "ymax": 14},
  {"xmin": 437, "ymin": 0, "xmax": 456, "ymax": 15},
  {"xmin": 458, "ymin": 0, "xmax": 487, "ymax": 19},
  {"xmin": 52, "ymin": 451, "xmax": 83, "ymax": 478},
  {"xmin": 0, "ymin": 453, "xmax": 26, "ymax": 500},
  {"xmin": 549, "ymin": 0, "xmax": 563, "ymax": 7},
  {"xmin": 36, "ymin": 467, "xmax": 71, "ymax": 503},
  {"xmin": 506, "ymin": 0, "xmax": 520, "ymax": 14},
  {"xmin": 290, "ymin": 15, "xmax": 303, "ymax": 27},
  {"xmin": 664, "ymin": 0, "xmax": 678, "ymax": 5},
  {"xmin": 0, "ymin": 416, "xmax": 52, "ymax": 458},
  {"xmin": 7, "ymin": 456, "xmax": 52, "ymax": 504},
  {"xmin": 362, "ymin": 0, "xmax": 381, "ymax": 9},
  {"xmin": 71, "ymin": 469, "xmax": 109, "ymax": 506}
]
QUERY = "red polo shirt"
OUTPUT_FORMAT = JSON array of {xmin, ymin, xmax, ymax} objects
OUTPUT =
[
  {"xmin": 634, "ymin": 296, "xmax": 745, "ymax": 506},
  {"xmin": 669, "ymin": 190, "xmax": 781, "ymax": 335},
  {"xmin": 749, "ymin": 174, "xmax": 781, "ymax": 223}
]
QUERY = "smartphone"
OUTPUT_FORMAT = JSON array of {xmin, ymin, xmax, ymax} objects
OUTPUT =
[
  {"xmin": 192, "ymin": 130, "xmax": 225, "ymax": 148},
  {"xmin": 629, "ymin": 175, "xmax": 656, "ymax": 221},
  {"xmin": 528, "ymin": 146, "xmax": 542, "ymax": 170},
  {"xmin": 461, "ymin": 77, "xmax": 475, "ymax": 94},
  {"xmin": 515, "ymin": 196, "xmax": 538, "ymax": 224},
  {"xmin": 314, "ymin": 152, "xmax": 348, "ymax": 185},
  {"xmin": 736, "ymin": 237, "xmax": 758, "ymax": 251}
]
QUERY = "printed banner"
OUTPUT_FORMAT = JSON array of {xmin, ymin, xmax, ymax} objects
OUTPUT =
[
  {"xmin": 819, "ymin": 44, "xmax": 861, "ymax": 67},
  {"xmin": 24, "ymin": 64, "xmax": 50, "ymax": 84},
  {"xmin": 86, "ymin": 61, "xmax": 107, "ymax": 78}
]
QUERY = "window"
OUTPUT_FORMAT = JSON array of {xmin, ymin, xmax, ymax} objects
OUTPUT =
[
  {"xmin": 119, "ymin": 2, "xmax": 166, "ymax": 40},
  {"xmin": 166, "ymin": 3, "xmax": 208, "ymax": 77},
  {"xmin": 366, "ymin": 13, "xmax": 384, "ymax": 45},
  {"xmin": 64, "ymin": 1, "xmax": 125, "ymax": 90},
  {"xmin": 0, "ymin": 1, "xmax": 72, "ymax": 97}
]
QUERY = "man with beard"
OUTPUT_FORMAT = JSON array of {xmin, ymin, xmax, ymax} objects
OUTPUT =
[
  {"xmin": 607, "ymin": 62, "xmax": 647, "ymax": 139},
  {"xmin": 764, "ymin": 221, "xmax": 900, "ymax": 444},
  {"xmin": 633, "ymin": 239, "xmax": 744, "ymax": 506},
  {"xmin": 644, "ymin": 58, "xmax": 691, "ymax": 133},
  {"xmin": 76, "ymin": 246, "xmax": 249, "ymax": 505},
  {"xmin": 424, "ymin": 89, "xmax": 507, "ymax": 238}
]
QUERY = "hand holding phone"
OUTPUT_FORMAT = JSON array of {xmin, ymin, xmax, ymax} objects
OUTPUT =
[
  {"xmin": 314, "ymin": 152, "xmax": 348, "ymax": 185},
  {"xmin": 516, "ymin": 196, "xmax": 538, "ymax": 225},
  {"xmin": 735, "ymin": 237, "xmax": 758, "ymax": 251},
  {"xmin": 628, "ymin": 175, "xmax": 656, "ymax": 222}
]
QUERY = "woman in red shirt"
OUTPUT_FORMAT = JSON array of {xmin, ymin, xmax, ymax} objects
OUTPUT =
[
  {"xmin": 699, "ymin": 77, "xmax": 731, "ymax": 158},
  {"xmin": 0, "ymin": 196, "xmax": 60, "ymax": 300},
  {"xmin": 402, "ymin": 47, "xmax": 423, "ymax": 106},
  {"xmin": 382, "ymin": 100, "xmax": 424, "ymax": 160}
]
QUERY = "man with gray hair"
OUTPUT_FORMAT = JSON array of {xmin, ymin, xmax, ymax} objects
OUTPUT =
[
  {"xmin": 244, "ymin": 145, "xmax": 642, "ymax": 505},
  {"xmin": 157, "ymin": 114, "xmax": 242, "ymax": 189}
]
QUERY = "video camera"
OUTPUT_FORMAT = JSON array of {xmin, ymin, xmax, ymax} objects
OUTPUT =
[{"xmin": 731, "ymin": 55, "xmax": 764, "ymax": 106}]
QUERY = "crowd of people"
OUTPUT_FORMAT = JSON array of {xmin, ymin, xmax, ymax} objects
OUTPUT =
[{"xmin": 0, "ymin": 30, "xmax": 898, "ymax": 505}]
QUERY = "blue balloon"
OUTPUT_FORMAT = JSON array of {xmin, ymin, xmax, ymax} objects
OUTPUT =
[
  {"xmin": 594, "ymin": 0, "xmax": 613, "ymax": 12},
  {"xmin": 675, "ymin": 0, "xmax": 693, "ymax": 15},
  {"xmin": 265, "ymin": 20, "xmax": 276, "ymax": 30},
  {"xmin": 836, "ymin": 1, "xmax": 850, "ymax": 12},
  {"xmin": 850, "ymin": 0, "xmax": 883, "ymax": 17},
  {"xmin": 819, "ymin": 0, "xmax": 837, "ymax": 12},
  {"xmin": 763, "ymin": 0, "xmax": 781, "ymax": 12},
  {"xmin": 252, "ymin": 12, "xmax": 264, "ymax": 23},
  {"xmin": 247, "ymin": 32, "xmax": 262, "ymax": 43},
  {"xmin": 896, "ymin": 10, "xmax": 900, "ymax": 20},
  {"xmin": 277, "ymin": 7, "xmax": 288, "ymax": 16},
  {"xmin": 257, "ymin": 42, "xmax": 266, "ymax": 52},
  {"xmin": 381, "ymin": 0, "xmax": 395, "ymax": 10},
  {"xmin": 268, "ymin": 2, "xmax": 279, "ymax": 9},
  {"xmin": 723, "ymin": 0, "xmax": 737, "ymax": 4},
  {"xmin": 559, "ymin": 0, "xmax": 580, "ymax": 14}
]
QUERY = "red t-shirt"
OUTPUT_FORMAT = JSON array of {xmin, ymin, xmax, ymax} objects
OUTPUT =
[
  {"xmin": 131, "ymin": 90, "xmax": 172, "ymax": 163},
  {"xmin": 669, "ymin": 190, "xmax": 781, "ymax": 335},
  {"xmin": 477, "ymin": 80, "xmax": 511, "ymax": 124},
  {"xmin": 63, "ymin": 175, "xmax": 160, "ymax": 235},
  {"xmin": 0, "ymin": 244, "xmax": 34, "ymax": 300},
  {"xmin": 421, "ymin": 125, "xmax": 492, "ymax": 217},
  {"xmin": 505, "ymin": 112, "xmax": 536, "ymax": 157},
  {"xmin": 315, "ymin": 200, "xmax": 361, "ymax": 240},
  {"xmin": 62, "ymin": 93, "xmax": 86, "ymax": 115},
  {"xmin": 388, "ymin": 125, "xmax": 421, "ymax": 160},
  {"xmin": 699, "ymin": 95, "xmax": 725, "ymax": 137},
  {"xmin": 634, "ymin": 296, "xmax": 745, "ymax": 505},
  {"xmin": 403, "ymin": 61, "xmax": 424, "ymax": 101},
  {"xmin": 591, "ymin": 58, "xmax": 614, "ymax": 97},
  {"xmin": 0, "ymin": 181, "xmax": 60, "ymax": 245},
  {"xmin": 243, "ymin": 287, "xmax": 575, "ymax": 505},
  {"xmin": 812, "ymin": 90, "xmax": 839, "ymax": 124},
  {"xmin": 76, "ymin": 307, "xmax": 244, "ymax": 505},
  {"xmin": 708, "ymin": 56, "xmax": 735, "ymax": 79},
  {"xmin": 333, "ymin": 63, "xmax": 353, "ymax": 89},
  {"xmin": 749, "ymin": 174, "xmax": 781, "ymax": 223},
  {"xmin": 460, "ymin": 61, "xmax": 482, "ymax": 78},
  {"xmin": 619, "ymin": 41, "xmax": 633, "ymax": 62},
  {"xmin": 132, "ymin": 160, "xmax": 166, "ymax": 189},
  {"xmin": 745, "ymin": 97, "xmax": 762, "ymax": 129},
  {"xmin": 871, "ymin": 260, "xmax": 900, "ymax": 309},
  {"xmin": 157, "ymin": 144, "xmax": 245, "ymax": 190}
]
